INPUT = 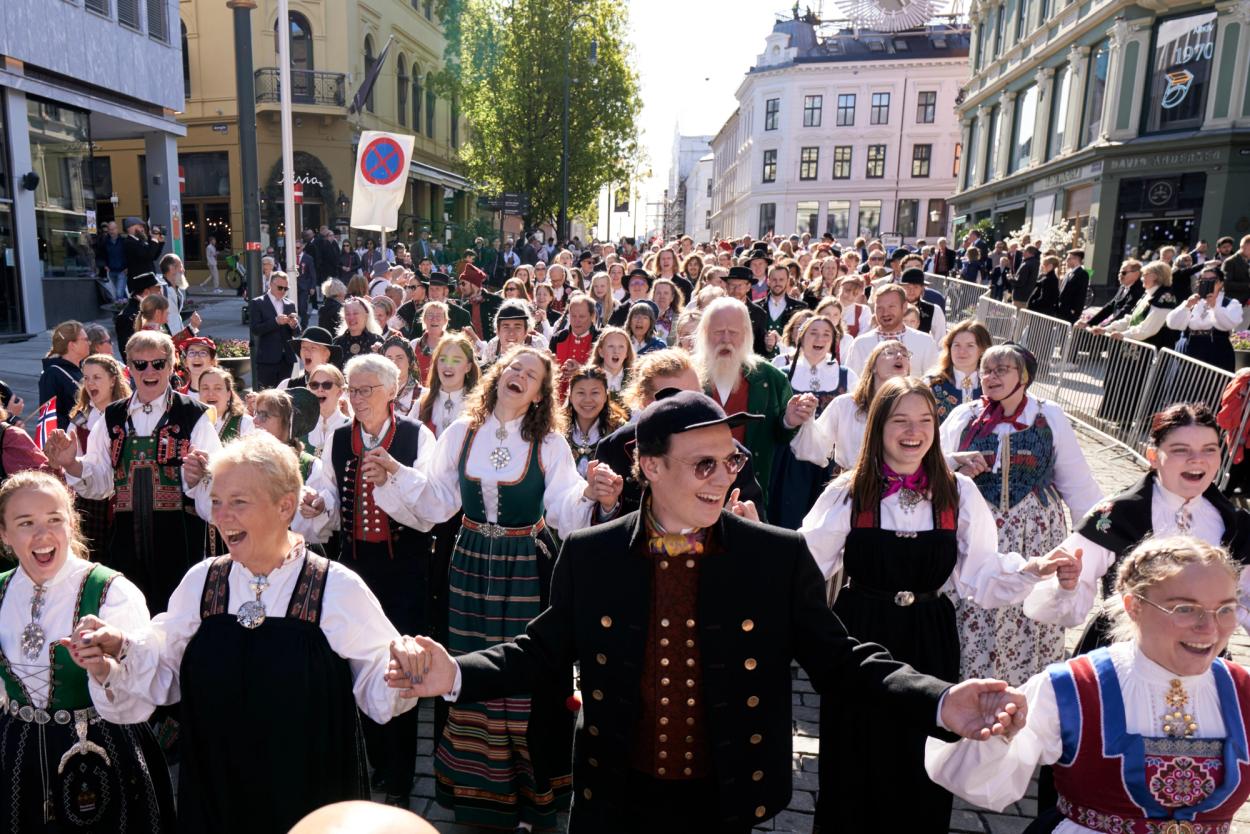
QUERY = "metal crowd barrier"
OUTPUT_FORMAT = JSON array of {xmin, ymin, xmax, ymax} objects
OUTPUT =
[
  {"xmin": 975, "ymin": 296, "xmax": 1021, "ymax": 344},
  {"xmin": 927, "ymin": 274, "xmax": 990, "ymax": 323},
  {"xmin": 1011, "ymin": 309, "xmax": 1073, "ymax": 402}
]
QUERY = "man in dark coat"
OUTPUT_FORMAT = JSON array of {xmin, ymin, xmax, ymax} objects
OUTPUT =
[
  {"xmin": 1010, "ymin": 245, "xmax": 1040, "ymax": 308},
  {"xmin": 1055, "ymin": 248, "xmax": 1090, "ymax": 323},
  {"xmin": 1082, "ymin": 259, "xmax": 1145, "ymax": 328},
  {"xmin": 121, "ymin": 217, "xmax": 165, "ymax": 280},
  {"xmin": 456, "ymin": 263, "xmax": 503, "ymax": 342},
  {"xmin": 723, "ymin": 267, "xmax": 769, "ymax": 357},
  {"xmin": 754, "ymin": 262, "xmax": 806, "ymax": 358},
  {"xmin": 388, "ymin": 391, "xmax": 1028, "ymax": 834},
  {"xmin": 114, "ymin": 272, "xmax": 162, "ymax": 361},
  {"xmin": 248, "ymin": 271, "xmax": 299, "ymax": 389},
  {"xmin": 1223, "ymin": 234, "xmax": 1250, "ymax": 307}
]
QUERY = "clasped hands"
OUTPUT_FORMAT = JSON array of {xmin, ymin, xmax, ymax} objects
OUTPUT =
[{"xmin": 60, "ymin": 615, "xmax": 126, "ymax": 684}]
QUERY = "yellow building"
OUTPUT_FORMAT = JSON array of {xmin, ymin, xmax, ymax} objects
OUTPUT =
[{"xmin": 95, "ymin": 0, "xmax": 472, "ymax": 284}]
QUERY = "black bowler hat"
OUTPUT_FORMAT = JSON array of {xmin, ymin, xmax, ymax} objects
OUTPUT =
[
  {"xmin": 889, "ymin": 248, "xmax": 910, "ymax": 263},
  {"xmin": 636, "ymin": 389, "xmax": 762, "ymax": 448},
  {"xmin": 901, "ymin": 268, "xmax": 927, "ymax": 285},
  {"xmin": 745, "ymin": 243, "xmax": 772, "ymax": 265},
  {"xmin": 428, "ymin": 271, "xmax": 451, "ymax": 287},
  {"xmin": 294, "ymin": 325, "xmax": 343, "ymax": 365},
  {"xmin": 725, "ymin": 265, "xmax": 755, "ymax": 283},
  {"xmin": 127, "ymin": 272, "xmax": 160, "ymax": 295},
  {"xmin": 627, "ymin": 267, "xmax": 652, "ymax": 285},
  {"xmin": 577, "ymin": 251, "xmax": 594, "ymax": 263}
]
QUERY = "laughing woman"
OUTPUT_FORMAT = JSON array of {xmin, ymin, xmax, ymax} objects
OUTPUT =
[
  {"xmin": 799, "ymin": 377, "xmax": 1077, "ymax": 834},
  {"xmin": 199, "ymin": 366, "xmax": 253, "ymax": 443},
  {"xmin": 370, "ymin": 345, "xmax": 623, "ymax": 830},
  {"xmin": 68, "ymin": 354, "xmax": 130, "ymax": 561},
  {"xmin": 304, "ymin": 364, "xmax": 352, "ymax": 458},
  {"xmin": 0, "ymin": 470, "xmax": 175, "ymax": 832},
  {"xmin": 940, "ymin": 343, "xmax": 1102, "ymax": 685}
]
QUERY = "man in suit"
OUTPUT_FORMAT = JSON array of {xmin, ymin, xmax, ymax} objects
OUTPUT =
[
  {"xmin": 754, "ymin": 262, "xmax": 806, "ymax": 358},
  {"xmin": 1079, "ymin": 258, "xmax": 1145, "ymax": 329},
  {"xmin": 121, "ymin": 217, "xmax": 164, "ymax": 280},
  {"xmin": 723, "ymin": 267, "xmax": 769, "ymax": 357},
  {"xmin": 1055, "ymin": 248, "xmax": 1090, "ymax": 323},
  {"xmin": 387, "ymin": 391, "xmax": 1028, "ymax": 833},
  {"xmin": 248, "ymin": 271, "xmax": 299, "ymax": 389},
  {"xmin": 1010, "ymin": 244, "xmax": 1040, "ymax": 309},
  {"xmin": 114, "ymin": 272, "xmax": 162, "ymax": 361}
]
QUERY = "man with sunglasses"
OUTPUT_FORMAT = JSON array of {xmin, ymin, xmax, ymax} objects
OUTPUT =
[
  {"xmin": 387, "ymin": 389, "xmax": 1030, "ymax": 833},
  {"xmin": 248, "ymin": 271, "xmax": 300, "ymax": 389},
  {"xmin": 1077, "ymin": 258, "xmax": 1145, "ymax": 330},
  {"xmin": 45, "ymin": 330, "xmax": 219, "ymax": 614}
]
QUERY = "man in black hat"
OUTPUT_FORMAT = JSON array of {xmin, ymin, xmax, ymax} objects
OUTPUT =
[
  {"xmin": 121, "ymin": 217, "xmax": 165, "ymax": 281},
  {"xmin": 388, "ymin": 390, "xmax": 1029, "ymax": 834},
  {"xmin": 723, "ymin": 266, "xmax": 769, "ymax": 356},
  {"xmin": 609, "ymin": 268, "xmax": 655, "ymax": 327},
  {"xmin": 484, "ymin": 298, "xmax": 545, "ymax": 363},
  {"xmin": 743, "ymin": 243, "xmax": 772, "ymax": 303},
  {"xmin": 280, "ymin": 326, "xmax": 342, "ymax": 388},
  {"xmin": 755, "ymin": 262, "xmax": 806, "ymax": 358},
  {"xmin": 901, "ymin": 267, "xmax": 946, "ymax": 341},
  {"xmin": 114, "ymin": 272, "xmax": 162, "ymax": 361}
]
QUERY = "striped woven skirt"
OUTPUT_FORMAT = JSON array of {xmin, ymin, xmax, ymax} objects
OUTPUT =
[{"xmin": 434, "ymin": 523, "xmax": 572, "ymax": 828}]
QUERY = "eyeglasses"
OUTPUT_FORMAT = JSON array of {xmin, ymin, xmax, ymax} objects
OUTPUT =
[
  {"xmin": 186, "ymin": 349, "xmax": 212, "ymax": 359},
  {"xmin": 1137, "ymin": 595, "xmax": 1242, "ymax": 629},
  {"xmin": 308, "ymin": 380, "xmax": 337, "ymax": 391},
  {"xmin": 254, "ymin": 409, "xmax": 272, "ymax": 422},
  {"xmin": 129, "ymin": 358, "xmax": 169, "ymax": 371},
  {"xmin": 880, "ymin": 349, "xmax": 912, "ymax": 360},
  {"xmin": 980, "ymin": 365, "xmax": 1017, "ymax": 378},
  {"xmin": 271, "ymin": 285, "xmax": 289, "ymax": 293},
  {"xmin": 664, "ymin": 452, "xmax": 749, "ymax": 480},
  {"xmin": 348, "ymin": 384, "xmax": 386, "ymax": 398}
]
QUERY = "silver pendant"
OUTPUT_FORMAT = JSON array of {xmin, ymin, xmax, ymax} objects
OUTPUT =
[
  {"xmin": 21, "ymin": 622, "xmax": 45, "ymax": 662},
  {"xmin": 489, "ymin": 446, "xmax": 512, "ymax": 470},
  {"xmin": 898, "ymin": 488, "xmax": 923, "ymax": 513},
  {"xmin": 236, "ymin": 600, "xmax": 266, "ymax": 629}
]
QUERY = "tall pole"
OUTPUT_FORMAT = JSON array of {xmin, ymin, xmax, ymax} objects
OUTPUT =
[
  {"xmin": 605, "ymin": 184, "xmax": 611, "ymax": 243},
  {"xmin": 228, "ymin": 0, "xmax": 262, "ymax": 299},
  {"xmin": 559, "ymin": 56, "xmax": 571, "ymax": 246},
  {"xmin": 277, "ymin": 0, "xmax": 297, "ymax": 298}
]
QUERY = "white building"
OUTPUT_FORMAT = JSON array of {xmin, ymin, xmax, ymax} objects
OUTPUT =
[
  {"xmin": 683, "ymin": 153, "xmax": 715, "ymax": 239},
  {"xmin": 666, "ymin": 133, "xmax": 712, "ymax": 238},
  {"xmin": 710, "ymin": 13, "xmax": 970, "ymax": 245}
]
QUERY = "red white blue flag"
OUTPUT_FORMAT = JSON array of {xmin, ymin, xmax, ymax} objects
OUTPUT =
[{"xmin": 33, "ymin": 397, "xmax": 56, "ymax": 449}]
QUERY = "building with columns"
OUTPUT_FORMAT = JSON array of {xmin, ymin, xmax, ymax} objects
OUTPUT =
[
  {"xmin": 950, "ymin": 0, "xmax": 1250, "ymax": 291},
  {"xmin": 709, "ymin": 12, "xmax": 969, "ymax": 245},
  {"xmin": 0, "ymin": 0, "xmax": 184, "ymax": 334}
]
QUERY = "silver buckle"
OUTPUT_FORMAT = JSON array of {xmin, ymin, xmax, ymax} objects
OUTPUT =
[
  {"xmin": 54, "ymin": 710, "xmax": 72, "ymax": 725},
  {"xmin": 893, "ymin": 591, "xmax": 916, "ymax": 607},
  {"xmin": 480, "ymin": 522, "xmax": 506, "ymax": 538}
]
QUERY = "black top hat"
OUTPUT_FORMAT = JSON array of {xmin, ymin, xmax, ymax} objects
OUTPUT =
[
  {"xmin": 127, "ymin": 272, "xmax": 160, "ymax": 295},
  {"xmin": 745, "ymin": 243, "xmax": 773, "ymax": 265},
  {"xmin": 636, "ymin": 389, "xmax": 762, "ymax": 448},
  {"xmin": 428, "ymin": 271, "xmax": 451, "ymax": 287},
  {"xmin": 726, "ymin": 265, "xmax": 755, "ymax": 283}
]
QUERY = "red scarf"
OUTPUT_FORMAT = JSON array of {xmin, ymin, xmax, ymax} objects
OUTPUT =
[{"xmin": 959, "ymin": 390, "xmax": 1029, "ymax": 451}]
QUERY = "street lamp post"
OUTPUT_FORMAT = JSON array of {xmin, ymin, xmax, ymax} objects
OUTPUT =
[{"xmin": 559, "ymin": 11, "xmax": 597, "ymax": 245}]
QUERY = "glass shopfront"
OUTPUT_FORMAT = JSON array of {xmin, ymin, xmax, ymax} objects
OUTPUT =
[
  {"xmin": 0, "ymin": 94, "xmax": 20, "ymax": 334},
  {"xmin": 141, "ymin": 151, "xmax": 230, "ymax": 264},
  {"xmin": 27, "ymin": 97, "xmax": 95, "ymax": 279}
]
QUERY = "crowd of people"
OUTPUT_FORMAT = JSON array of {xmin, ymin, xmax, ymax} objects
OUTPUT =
[{"xmin": 3, "ymin": 227, "xmax": 1250, "ymax": 834}]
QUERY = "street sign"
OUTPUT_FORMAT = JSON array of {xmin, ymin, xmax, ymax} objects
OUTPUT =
[
  {"xmin": 359, "ymin": 136, "xmax": 406, "ymax": 186},
  {"xmin": 481, "ymin": 191, "xmax": 531, "ymax": 215},
  {"xmin": 293, "ymin": 182, "xmax": 304, "ymax": 205}
]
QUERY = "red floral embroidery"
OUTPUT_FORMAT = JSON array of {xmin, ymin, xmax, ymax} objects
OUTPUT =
[{"xmin": 1148, "ymin": 756, "xmax": 1217, "ymax": 808}]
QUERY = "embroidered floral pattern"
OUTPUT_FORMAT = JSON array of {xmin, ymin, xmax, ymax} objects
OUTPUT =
[
  {"xmin": 1094, "ymin": 501, "xmax": 1115, "ymax": 533},
  {"xmin": 1148, "ymin": 756, "xmax": 1218, "ymax": 808}
]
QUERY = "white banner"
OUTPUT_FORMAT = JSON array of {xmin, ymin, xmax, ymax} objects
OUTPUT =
[{"xmin": 350, "ymin": 130, "xmax": 415, "ymax": 231}]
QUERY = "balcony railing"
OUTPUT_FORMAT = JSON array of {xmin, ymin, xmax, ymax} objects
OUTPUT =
[{"xmin": 254, "ymin": 69, "xmax": 346, "ymax": 108}]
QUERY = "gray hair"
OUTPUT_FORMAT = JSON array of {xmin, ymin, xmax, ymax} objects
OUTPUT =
[
  {"xmin": 337, "ymin": 296, "xmax": 383, "ymax": 337},
  {"xmin": 344, "ymin": 353, "xmax": 400, "ymax": 397},
  {"xmin": 321, "ymin": 278, "xmax": 347, "ymax": 300},
  {"xmin": 208, "ymin": 431, "xmax": 302, "ymax": 521},
  {"xmin": 692, "ymin": 297, "xmax": 759, "ymax": 371}
]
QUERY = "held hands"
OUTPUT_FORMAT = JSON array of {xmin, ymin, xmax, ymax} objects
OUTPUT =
[
  {"xmin": 950, "ymin": 451, "xmax": 990, "ymax": 478},
  {"xmin": 182, "ymin": 448, "xmax": 211, "ymax": 489},
  {"xmin": 43, "ymin": 429, "xmax": 79, "ymax": 471},
  {"xmin": 189, "ymin": 311, "xmax": 203, "ymax": 330},
  {"xmin": 940, "ymin": 679, "xmax": 1028, "ymax": 741},
  {"xmin": 362, "ymin": 447, "xmax": 399, "ymax": 485},
  {"xmin": 385, "ymin": 635, "xmax": 458, "ymax": 699},
  {"xmin": 784, "ymin": 393, "xmax": 819, "ymax": 428},
  {"xmin": 584, "ymin": 460, "xmax": 624, "ymax": 512},
  {"xmin": 765, "ymin": 330, "xmax": 779, "ymax": 351},
  {"xmin": 1022, "ymin": 546, "xmax": 1081, "ymax": 585},
  {"xmin": 726, "ymin": 488, "xmax": 759, "ymax": 522},
  {"xmin": 60, "ymin": 615, "xmax": 125, "ymax": 683},
  {"xmin": 1109, "ymin": 331, "xmax": 1125, "ymax": 341},
  {"xmin": 299, "ymin": 486, "xmax": 326, "ymax": 518}
]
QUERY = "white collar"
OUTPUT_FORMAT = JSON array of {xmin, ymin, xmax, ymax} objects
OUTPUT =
[
  {"xmin": 361, "ymin": 419, "xmax": 392, "ymax": 445},
  {"xmin": 954, "ymin": 368, "xmax": 979, "ymax": 388},
  {"xmin": 1131, "ymin": 642, "xmax": 1212, "ymax": 687},
  {"xmin": 1153, "ymin": 479, "xmax": 1204, "ymax": 513},
  {"xmin": 129, "ymin": 391, "xmax": 169, "ymax": 415},
  {"xmin": 14, "ymin": 553, "xmax": 86, "ymax": 591}
]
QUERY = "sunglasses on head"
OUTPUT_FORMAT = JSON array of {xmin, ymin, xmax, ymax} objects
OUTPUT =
[{"xmin": 130, "ymin": 358, "xmax": 168, "ymax": 371}]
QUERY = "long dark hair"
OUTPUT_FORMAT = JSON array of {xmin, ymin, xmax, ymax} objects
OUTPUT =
[
  {"xmin": 562, "ymin": 364, "xmax": 628, "ymax": 437},
  {"xmin": 1149, "ymin": 402, "xmax": 1220, "ymax": 447},
  {"xmin": 849, "ymin": 377, "xmax": 958, "ymax": 518}
]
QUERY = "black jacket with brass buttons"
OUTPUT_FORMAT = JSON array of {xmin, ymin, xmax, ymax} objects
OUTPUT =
[{"xmin": 456, "ymin": 509, "xmax": 953, "ymax": 832}]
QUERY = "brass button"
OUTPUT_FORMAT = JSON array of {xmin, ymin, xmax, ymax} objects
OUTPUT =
[
  {"xmin": 589, "ymin": 757, "xmax": 599, "ymax": 767},
  {"xmin": 686, "ymin": 679, "xmax": 695, "ymax": 687},
  {"xmin": 686, "ymin": 717, "xmax": 695, "ymax": 725},
  {"xmin": 660, "ymin": 638, "xmax": 670, "ymax": 647},
  {"xmin": 658, "ymin": 767, "xmax": 666, "ymax": 775},
  {"xmin": 660, "ymin": 560, "xmax": 669, "ymax": 570},
  {"xmin": 752, "ymin": 770, "xmax": 764, "ymax": 782},
  {"xmin": 687, "ymin": 697, "xmax": 696, "ymax": 706},
  {"xmin": 683, "ymin": 767, "xmax": 692, "ymax": 775},
  {"xmin": 661, "ymin": 677, "xmax": 670, "ymax": 686},
  {"xmin": 755, "ymin": 805, "xmax": 766, "ymax": 818},
  {"xmin": 661, "ymin": 697, "xmax": 669, "ymax": 705},
  {"xmin": 660, "ymin": 658, "xmax": 670, "ymax": 667},
  {"xmin": 685, "ymin": 639, "xmax": 694, "ymax": 648},
  {"xmin": 685, "ymin": 559, "xmax": 695, "ymax": 568},
  {"xmin": 661, "ymin": 618, "xmax": 670, "ymax": 628},
  {"xmin": 747, "ymin": 695, "xmax": 760, "ymax": 708},
  {"xmin": 685, "ymin": 735, "xmax": 694, "ymax": 743},
  {"xmin": 592, "ymin": 690, "xmax": 603, "ymax": 701},
  {"xmin": 684, "ymin": 751, "xmax": 694, "ymax": 760},
  {"xmin": 659, "ymin": 750, "xmax": 668, "ymax": 759},
  {"xmin": 660, "ymin": 717, "xmax": 669, "ymax": 726},
  {"xmin": 686, "ymin": 618, "xmax": 695, "ymax": 628},
  {"xmin": 750, "ymin": 733, "xmax": 762, "ymax": 744},
  {"xmin": 744, "ymin": 658, "xmax": 757, "ymax": 670},
  {"xmin": 596, "ymin": 653, "xmax": 607, "ymax": 665},
  {"xmin": 588, "ymin": 725, "xmax": 599, "ymax": 736},
  {"xmin": 741, "ymin": 619, "xmax": 754, "ymax": 632},
  {"xmin": 659, "ymin": 734, "xmax": 668, "ymax": 742},
  {"xmin": 584, "ymin": 788, "xmax": 593, "ymax": 800},
  {"xmin": 686, "ymin": 659, "xmax": 695, "ymax": 667},
  {"xmin": 600, "ymin": 616, "xmax": 612, "ymax": 628}
]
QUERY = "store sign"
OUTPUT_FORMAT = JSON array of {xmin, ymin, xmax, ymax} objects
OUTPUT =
[
  {"xmin": 1108, "ymin": 149, "xmax": 1224, "ymax": 171},
  {"xmin": 1147, "ymin": 179, "xmax": 1178, "ymax": 209},
  {"xmin": 1146, "ymin": 10, "xmax": 1217, "ymax": 133}
]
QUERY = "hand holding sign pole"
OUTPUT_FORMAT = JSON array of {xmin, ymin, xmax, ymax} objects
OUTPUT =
[{"xmin": 351, "ymin": 131, "xmax": 415, "ymax": 254}]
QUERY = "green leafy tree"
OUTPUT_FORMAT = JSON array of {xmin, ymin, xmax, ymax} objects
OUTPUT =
[{"xmin": 436, "ymin": 0, "xmax": 641, "ymax": 233}]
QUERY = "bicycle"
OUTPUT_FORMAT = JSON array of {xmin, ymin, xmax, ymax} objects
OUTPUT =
[{"xmin": 223, "ymin": 253, "xmax": 246, "ymax": 291}]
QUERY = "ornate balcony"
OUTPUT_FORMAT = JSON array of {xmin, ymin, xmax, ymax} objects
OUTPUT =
[{"xmin": 254, "ymin": 69, "xmax": 346, "ymax": 108}]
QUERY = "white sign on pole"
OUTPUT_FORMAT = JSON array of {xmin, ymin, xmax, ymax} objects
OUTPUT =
[{"xmin": 351, "ymin": 131, "xmax": 415, "ymax": 232}]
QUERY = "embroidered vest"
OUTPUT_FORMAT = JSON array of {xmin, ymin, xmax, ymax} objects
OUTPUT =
[
  {"xmin": 104, "ymin": 392, "xmax": 206, "ymax": 513},
  {"xmin": 331, "ymin": 417, "xmax": 425, "ymax": 559},
  {"xmin": 958, "ymin": 408, "xmax": 1058, "ymax": 512},
  {"xmin": 1051, "ymin": 649, "xmax": 1250, "ymax": 833}
]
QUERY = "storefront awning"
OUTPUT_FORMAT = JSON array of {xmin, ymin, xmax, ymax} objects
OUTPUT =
[{"xmin": 409, "ymin": 160, "xmax": 472, "ymax": 192}]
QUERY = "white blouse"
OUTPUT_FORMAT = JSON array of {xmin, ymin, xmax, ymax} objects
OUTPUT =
[
  {"xmin": 790, "ymin": 393, "xmax": 867, "ymax": 471},
  {"xmin": 798, "ymin": 472, "xmax": 1042, "ymax": 607},
  {"xmin": 292, "ymin": 456, "xmax": 340, "ymax": 545},
  {"xmin": 605, "ymin": 368, "xmax": 626, "ymax": 393},
  {"xmin": 846, "ymin": 327, "xmax": 938, "ymax": 380},
  {"xmin": 372, "ymin": 414, "xmax": 595, "ymax": 535},
  {"xmin": 212, "ymin": 410, "xmax": 255, "ymax": 440},
  {"xmin": 90, "ymin": 553, "xmax": 416, "ymax": 725},
  {"xmin": 1022, "ymin": 480, "xmax": 1250, "ymax": 630},
  {"xmin": 431, "ymin": 388, "xmax": 468, "ymax": 438},
  {"xmin": 1, "ymin": 556, "xmax": 150, "ymax": 721},
  {"xmin": 316, "ymin": 418, "xmax": 437, "ymax": 533},
  {"xmin": 395, "ymin": 381, "xmax": 420, "ymax": 418},
  {"xmin": 1166, "ymin": 294, "xmax": 1243, "ymax": 333},
  {"xmin": 772, "ymin": 354, "xmax": 859, "ymax": 396},
  {"xmin": 926, "ymin": 641, "xmax": 1232, "ymax": 829},
  {"xmin": 939, "ymin": 397, "xmax": 1103, "ymax": 520},
  {"xmin": 952, "ymin": 369, "xmax": 980, "ymax": 403},
  {"xmin": 1105, "ymin": 289, "xmax": 1170, "ymax": 341},
  {"xmin": 66, "ymin": 392, "xmax": 220, "ymax": 521},
  {"xmin": 306, "ymin": 409, "xmax": 352, "ymax": 458}
]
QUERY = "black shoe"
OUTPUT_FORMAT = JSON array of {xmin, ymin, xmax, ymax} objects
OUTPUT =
[{"xmin": 383, "ymin": 793, "xmax": 410, "ymax": 809}]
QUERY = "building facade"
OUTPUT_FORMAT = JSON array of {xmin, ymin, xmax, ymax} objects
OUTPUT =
[
  {"xmin": 667, "ymin": 132, "xmax": 712, "ymax": 239},
  {"xmin": 683, "ymin": 152, "xmax": 715, "ymax": 239},
  {"xmin": 0, "ymin": 0, "xmax": 184, "ymax": 334},
  {"xmin": 710, "ymin": 15, "xmax": 969, "ymax": 245},
  {"xmin": 95, "ymin": 0, "xmax": 471, "ymax": 286},
  {"xmin": 951, "ymin": 0, "xmax": 1250, "ymax": 290}
]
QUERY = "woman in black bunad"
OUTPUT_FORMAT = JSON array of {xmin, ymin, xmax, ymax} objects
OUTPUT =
[
  {"xmin": 1024, "ymin": 402, "xmax": 1250, "ymax": 653},
  {"xmin": 0, "ymin": 470, "xmax": 174, "ymax": 833},
  {"xmin": 381, "ymin": 336, "xmax": 422, "ymax": 418},
  {"xmin": 333, "ymin": 297, "xmax": 384, "ymax": 361},
  {"xmin": 70, "ymin": 432, "xmax": 420, "ymax": 834},
  {"xmin": 798, "ymin": 377, "xmax": 1078, "ymax": 834}
]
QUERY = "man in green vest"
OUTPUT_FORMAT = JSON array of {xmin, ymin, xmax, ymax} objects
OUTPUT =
[{"xmin": 691, "ymin": 297, "xmax": 817, "ymax": 508}]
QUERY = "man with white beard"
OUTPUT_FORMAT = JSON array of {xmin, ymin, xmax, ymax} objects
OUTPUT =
[
  {"xmin": 846, "ymin": 283, "xmax": 938, "ymax": 378},
  {"xmin": 692, "ymin": 297, "xmax": 816, "ymax": 508}
]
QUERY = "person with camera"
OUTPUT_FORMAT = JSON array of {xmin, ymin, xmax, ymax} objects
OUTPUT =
[
  {"xmin": 1167, "ymin": 263, "xmax": 1241, "ymax": 372},
  {"xmin": 121, "ymin": 217, "xmax": 164, "ymax": 282}
]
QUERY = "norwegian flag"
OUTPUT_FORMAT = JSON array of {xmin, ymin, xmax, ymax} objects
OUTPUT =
[{"xmin": 33, "ymin": 397, "xmax": 56, "ymax": 449}]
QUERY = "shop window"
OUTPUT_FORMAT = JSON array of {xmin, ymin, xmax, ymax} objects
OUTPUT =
[
  {"xmin": 796, "ymin": 201, "xmax": 819, "ymax": 236},
  {"xmin": 826, "ymin": 200, "xmax": 850, "ymax": 238},
  {"xmin": 858, "ymin": 200, "xmax": 882, "ymax": 238}
]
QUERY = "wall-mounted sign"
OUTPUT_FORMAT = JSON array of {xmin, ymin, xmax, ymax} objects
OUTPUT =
[
  {"xmin": 1146, "ymin": 10, "xmax": 1216, "ymax": 134},
  {"xmin": 211, "ymin": 123, "xmax": 229, "ymax": 134},
  {"xmin": 1146, "ymin": 179, "xmax": 1178, "ymax": 209}
]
